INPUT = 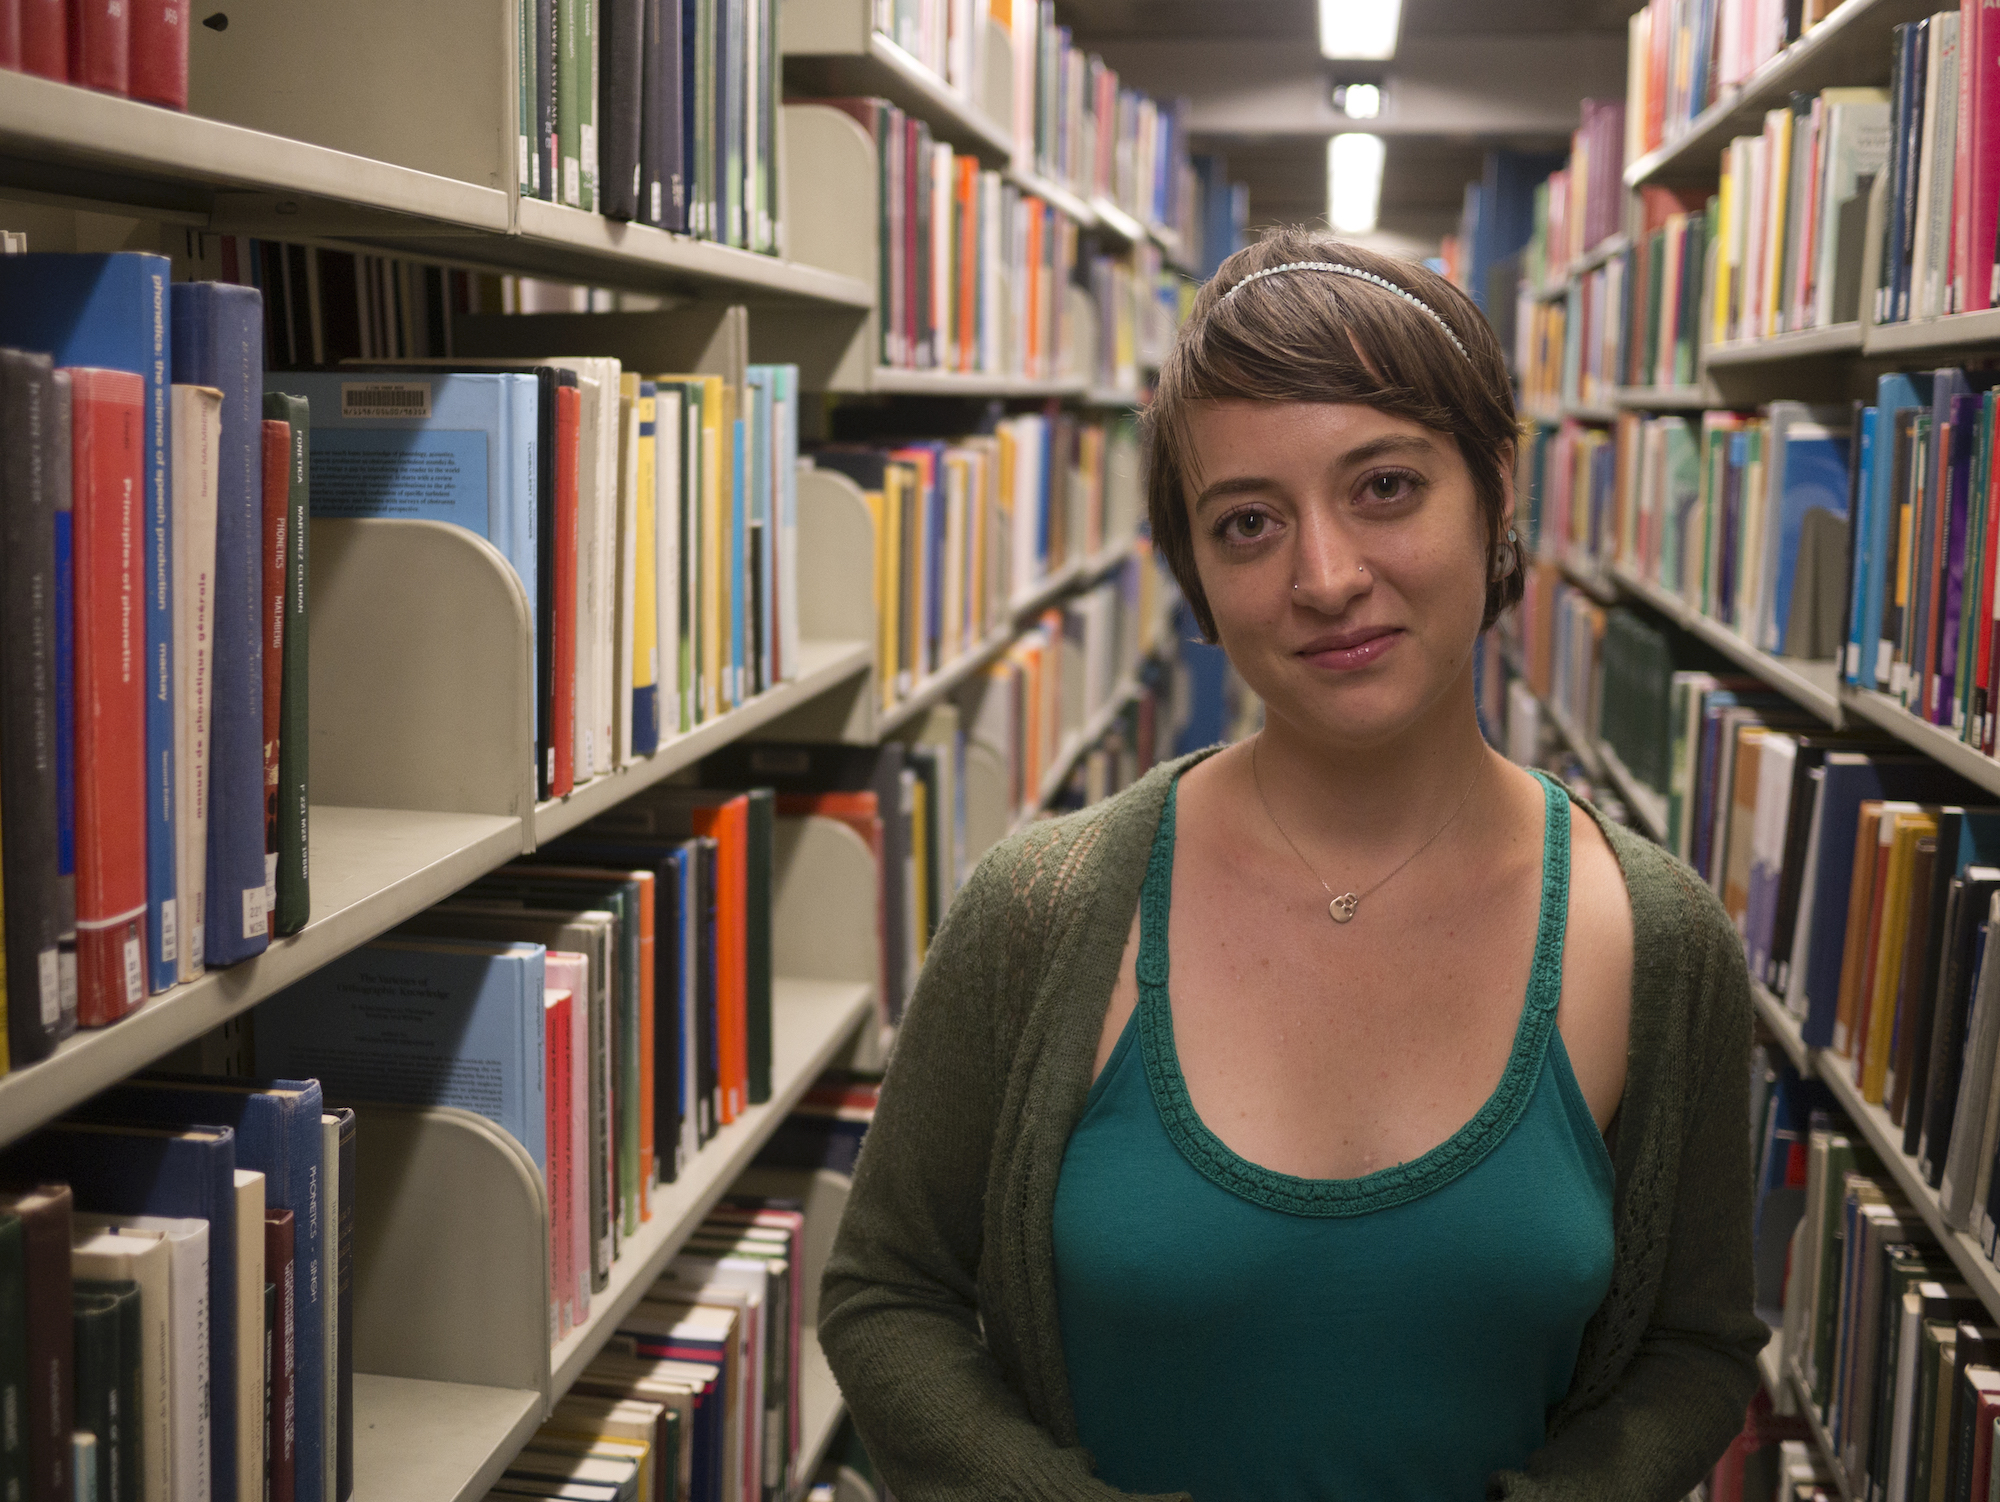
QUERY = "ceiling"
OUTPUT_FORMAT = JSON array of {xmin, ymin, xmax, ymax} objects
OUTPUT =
[{"xmin": 1060, "ymin": 0, "xmax": 1638, "ymax": 250}]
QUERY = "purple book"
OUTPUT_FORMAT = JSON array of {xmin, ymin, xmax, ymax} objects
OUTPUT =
[{"xmin": 1935, "ymin": 392, "xmax": 1981, "ymax": 725}]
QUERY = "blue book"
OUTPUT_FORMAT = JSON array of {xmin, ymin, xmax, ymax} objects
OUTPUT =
[
  {"xmin": 0, "ymin": 254, "xmax": 178, "ymax": 990},
  {"xmin": 254, "ymin": 939, "xmax": 549, "ymax": 1171},
  {"xmin": 0, "ymin": 1121, "xmax": 238, "ymax": 1502},
  {"xmin": 1846, "ymin": 406, "xmax": 1879, "ymax": 683},
  {"xmin": 1768, "ymin": 421, "xmax": 1851, "ymax": 657},
  {"xmin": 1891, "ymin": 24, "xmax": 1928, "ymax": 324},
  {"xmin": 172, "ymin": 283, "xmax": 271, "ymax": 969},
  {"xmin": 271, "ymin": 369, "xmax": 545, "ymax": 768},
  {"xmin": 1862, "ymin": 374, "xmax": 1926, "ymax": 689},
  {"xmin": 69, "ymin": 1074, "xmax": 328, "ymax": 1502},
  {"xmin": 1799, "ymin": 753, "xmax": 1967, "ymax": 1045}
]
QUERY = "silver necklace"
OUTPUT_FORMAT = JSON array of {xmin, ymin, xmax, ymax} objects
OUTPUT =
[{"xmin": 1249, "ymin": 737, "xmax": 1484, "ymax": 925}]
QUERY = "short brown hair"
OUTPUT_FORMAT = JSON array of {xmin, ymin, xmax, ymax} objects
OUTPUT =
[{"xmin": 1144, "ymin": 228, "xmax": 1523, "ymax": 639}]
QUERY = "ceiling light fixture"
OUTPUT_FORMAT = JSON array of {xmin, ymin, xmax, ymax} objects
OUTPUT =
[
  {"xmin": 1327, "ymin": 133, "xmax": 1385, "ymax": 235},
  {"xmin": 1319, "ymin": 0, "xmax": 1401, "ymax": 60},
  {"xmin": 1337, "ymin": 83, "xmax": 1382, "ymax": 119}
]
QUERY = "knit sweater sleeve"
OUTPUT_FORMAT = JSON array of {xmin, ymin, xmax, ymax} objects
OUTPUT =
[
  {"xmin": 816, "ymin": 838, "xmax": 1184, "ymax": 1502},
  {"xmin": 1488, "ymin": 889, "xmax": 1767, "ymax": 1501}
]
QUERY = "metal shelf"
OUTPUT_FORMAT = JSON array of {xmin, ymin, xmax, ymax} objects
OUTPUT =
[
  {"xmin": 1544, "ymin": 697, "xmax": 1605, "ymax": 780},
  {"xmin": 1614, "ymin": 385, "xmax": 1713, "ymax": 410},
  {"xmin": 1007, "ymin": 166, "xmax": 1095, "ymax": 226},
  {"xmin": 0, "ymin": 805, "xmax": 523, "ymax": 1151},
  {"xmin": 1864, "ymin": 307, "xmax": 2000, "ymax": 357},
  {"xmin": 1605, "ymin": 565, "xmax": 1845, "ymax": 725},
  {"xmin": 788, "ymin": 1337, "xmax": 844, "ymax": 1502},
  {"xmin": 1624, "ymin": 0, "xmax": 1935, "ymax": 188},
  {"xmin": 1596, "ymin": 741, "xmax": 1668, "ymax": 843},
  {"xmin": 354, "ymin": 1375, "xmax": 543, "ymax": 1502},
  {"xmin": 869, "ymin": 366, "xmax": 1089, "ymax": 398},
  {"xmin": 782, "ymin": 30, "xmax": 1013, "ymax": 163},
  {"xmin": 1703, "ymin": 322, "xmax": 1865, "ymax": 366},
  {"xmin": 1840, "ymin": 688, "xmax": 2000, "ymax": 800}
]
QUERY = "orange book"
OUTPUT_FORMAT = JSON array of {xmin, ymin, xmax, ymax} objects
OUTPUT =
[
  {"xmin": 1832, "ymin": 802, "xmax": 1886, "ymax": 1056},
  {"xmin": 956, "ymin": 155, "xmax": 978, "ymax": 371},
  {"xmin": 1025, "ymin": 199, "xmax": 1044, "ymax": 375},
  {"xmin": 1850, "ymin": 805, "xmax": 1915, "ymax": 1079},
  {"xmin": 692, "ymin": 797, "xmax": 749, "ymax": 1124}
]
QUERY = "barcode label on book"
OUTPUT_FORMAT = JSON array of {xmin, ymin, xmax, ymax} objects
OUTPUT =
[
  {"xmin": 242, "ymin": 883, "xmax": 267, "ymax": 941},
  {"xmin": 341, "ymin": 382, "xmax": 432, "ymax": 419},
  {"xmin": 159, "ymin": 896, "xmax": 177, "ymax": 964},
  {"xmin": 36, "ymin": 948, "xmax": 58, "ymax": 1026},
  {"xmin": 123, "ymin": 937, "xmax": 144, "ymax": 1003}
]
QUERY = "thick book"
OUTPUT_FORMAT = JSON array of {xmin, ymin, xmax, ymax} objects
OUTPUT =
[
  {"xmin": 68, "ymin": 0, "xmax": 127, "ymax": 94},
  {"xmin": 263, "ymin": 1210, "xmax": 294, "ymax": 1502},
  {"xmin": 0, "ymin": 349, "xmax": 66, "ymax": 1058},
  {"xmin": 258, "ymin": 421, "xmax": 287, "ymax": 937},
  {"xmin": 228, "ymin": 1171, "xmax": 263, "ymax": 1502},
  {"xmin": 598, "ymin": 0, "xmax": 643, "ymax": 220},
  {"xmin": 70, "ymin": 1283, "xmax": 134, "ymax": 1502},
  {"xmin": 171, "ymin": 282, "xmax": 269, "ymax": 970},
  {"xmin": 255, "ymin": 942, "xmax": 548, "ymax": 1175},
  {"xmin": 73, "ymin": 1215, "xmax": 209, "ymax": 1502},
  {"xmin": 260, "ymin": 393, "xmax": 309, "ymax": 938},
  {"xmin": 0, "ymin": 1187, "xmax": 71, "ymax": 1502},
  {"xmin": 66, "ymin": 366, "xmax": 151, "ymax": 1023},
  {"xmin": 67, "ymin": 1078, "xmax": 325, "ymax": 1502},
  {"xmin": 170, "ymin": 385, "xmax": 220, "ymax": 979},
  {"xmin": 126, "ymin": 0, "xmax": 185, "ymax": 108},
  {"xmin": 0, "ymin": 255, "xmax": 175, "ymax": 998}
]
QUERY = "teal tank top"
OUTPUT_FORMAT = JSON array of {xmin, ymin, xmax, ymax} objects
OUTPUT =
[{"xmin": 1051, "ymin": 769, "xmax": 1615, "ymax": 1502}]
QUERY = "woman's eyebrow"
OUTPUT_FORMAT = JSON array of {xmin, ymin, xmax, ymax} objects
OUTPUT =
[
  {"xmin": 1192, "ymin": 474, "xmax": 1277, "ymax": 514},
  {"xmin": 1193, "ymin": 433, "xmax": 1441, "ymax": 514}
]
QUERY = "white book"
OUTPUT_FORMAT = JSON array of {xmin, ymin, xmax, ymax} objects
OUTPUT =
[
  {"xmin": 74, "ymin": 1215, "xmax": 210, "ymax": 1502},
  {"xmin": 322, "ymin": 1114, "xmax": 340, "ymax": 1502},
  {"xmin": 1940, "ymin": 893, "xmax": 2000, "ymax": 1223},
  {"xmin": 232, "ymin": 1169, "xmax": 265, "ymax": 1502},
  {"xmin": 655, "ymin": 387, "xmax": 683, "ymax": 741},
  {"xmin": 1923, "ymin": 14, "xmax": 1961, "ymax": 319},
  {"xmin": 170, "ymin": 385, "xmax": 221, "ymax": 981},
  {"xmin": 655, "ymin": 1268, "xmax": 768, "ymax": 1501},
  {"xmin": 71, "ymin": 1229, "xmax": 172, "ymax": 1502},
  {"xmin": 1813, "ymin": 94, "xmax": 1894, "ymax": 328}
]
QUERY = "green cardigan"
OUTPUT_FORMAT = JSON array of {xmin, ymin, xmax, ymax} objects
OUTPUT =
[{"xmin": 819, "ymin": 751, "xmax": 1766, "ymax": 1501}]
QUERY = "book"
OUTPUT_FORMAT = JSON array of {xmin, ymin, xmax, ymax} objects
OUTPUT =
[
  {"xmin": 70, "ymin": 1282, "xmax": 134, "ymax": 1502},
  {"xmin": 0, "ymin": 348, "xmax": 67, "ymax": 1058},
  {"xmin": 71, "ymin": 1228, "xmax": 170, "ymax": 1502},
  {"xmin": 170, "ymin": 384, "xmax": 220, "ymax": 981},
  {"xmin": 170, "ymin": 281, "xmax": 270, "ymax": 972},
  {"xmin": 327, "ymin": 1110, "xmax": 353, "ymax": 1502},
  {"xmin": 259, "ymin": 390, "xmax": 305, "ymax": 940},
  {"xmin": 264, "ymin": 1209, "xmax": 294, "ymax": 1502},
  {"xmin": 229, "ymin": 1171, "xmax": 263, "ymax": 1502},
  {"xmin": 65, "ymin": 366, "xmax": 150, "ymax": 1023},
  {"xmin": 0, "ymin": 1211, "xmax": 22, "ymax": 1502},
  {"xmin": 126, "ymin": 0, "xmax": 186, "ymax": 108},
  {"xmin": 258, "ymin": 420, "xmax": 286, "ymax": 937},
  {"xmin": 0, "ymin": 1186, "xmax": 71, "ymax": 1502}
]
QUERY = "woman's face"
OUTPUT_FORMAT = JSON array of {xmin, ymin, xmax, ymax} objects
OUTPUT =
[{"xmin": 1182, "ymin": 398, "xmax": 1505, "ymax": 750}]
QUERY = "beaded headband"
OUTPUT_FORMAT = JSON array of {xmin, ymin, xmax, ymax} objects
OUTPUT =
[{"xmin": 1220, "ymin": 260, "xmax": 1472, "ymax": 362}]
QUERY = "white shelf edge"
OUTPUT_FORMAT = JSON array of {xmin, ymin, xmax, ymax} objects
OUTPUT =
[
  {"xmin": 1839, "ymin": 688, "xmax": 2000, "ymax": 800},
  {"xmin": 1544, "ymin": 696, "xmax": 1605, "ymax": 780},
  {"xmin": 1787, "ymin": 1355, "xmax": 1859, "ymax": 1502},
  {"xmin": 1865, "ymin": 307, "xmax": 2000, "ymax": 356},
  {"xmin": 0, "ymin": 806, "xmax": 524, "ymax": 1150},
  {"xmin": 1613, "ymin": 385, "xmax": 1712, "ymax": 410},
  {"xmin": 1748, "ymin": 981, "xmax": 2000, "ymax": 1330},
  {"xmin": 868, "ymin": 366, "xmax": 1088, "ymax": 398},
  {"xmin": 1006, "ymin": 166, "xmax": 1095, "ymax": 226},
  {"xmin": 548, "ymin": 978, "xmax": 874, "ymax": 1394},
  {"xmin": 533, "ymin": 639, "xmax": 873, "ymax": 844},
  {"xmin": 1702, "ymin": 322, "xmax": 1865, "ymax": 366}
]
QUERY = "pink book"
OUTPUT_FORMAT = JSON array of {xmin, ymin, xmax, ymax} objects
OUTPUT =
[
  {"xmin": 1962, "ymin": 0, "xmax": 2000, "ymax": 311},
  {"xmin": 126, "ymin": 0, "xmax": 184, "ymax": 108}
]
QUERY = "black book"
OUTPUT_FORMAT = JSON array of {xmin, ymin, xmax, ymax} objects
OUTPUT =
[
  {"xmin": 1945, "ymin": 1322, "xmax": 2000, "ymax": 1501},
  {"xmin": 537, "ymin": 0, "xmax": 556, "ymax": 201},
  {"xmin": 660, "ymin": 0, "xmax": 685, "ymax": 230},
  {"xmin": 1766, "ymin": 742, "xmax": 1829, "ymax": 990},
  {"xmin": 70, "ymin": 1285, "xmax": 127, "ymax": 1502},
  {"xmin": 1920, "ymin": 869, "xmax": 2000, "ymax": 1184},
  {"xmin": 0, "ymin": 349, "xmax": 65, "ymax": 1063},
  {"xmin": 600, "ymin": 0, "xmax": 645, "ymax": 220},
  {"xmin": 1896, "ymin": 22, "xmax": 1929, "ymax": 323},
  {"xmin": 333, "ymin": 1108, "xmax": 355, "ymax": 1502},
  {"xmin": 73, "ymin": 1281, "xmax": 138, "ymax": 1502},
  {"xmin": 695, "ymin": 834, "xmax": 719, "ymax": 1143},
  {"xmin": 1900, "ymin": 808, "xmax": 1977, "ymax": 1154}
]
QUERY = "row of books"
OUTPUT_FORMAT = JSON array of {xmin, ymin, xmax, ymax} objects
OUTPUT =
[
  {"xmin": 1702, "ymin": 1389, "xmax": 1833, "ymax": 1501},
  {"xmin": 495, "ymin": 1184, "xmax": 819, "ymax": 1502},
  {"xmin": 1518, "ymin": 418, "xmax": 1617, "ymax": 570},
  {"xmin": 811, "ymin": 410, "xmax": 1142, "ymax": 715},
  {"xmin": 0, "ymin": 0, "xmax": 188, "ymax": 108},
  {"xmin": 203, "ymin": 239, "xmax": 469, "ymax": 371},
  {"xmin": 0, "ymin": 253, "xmax": 312, "ymax": 1065},
  {"xmin": 1511, "ymin": 568, "xmax": 1612, "ymax": 755},
  {"xmin": 1084, "ymin": 242, "xmax": 1175, "ymax": 395},
  {"xmin": 0, "ymin": 1074, "xmax": 357, "ymax": 1502},
  {"xmin": 1624, "ymin": 0, "xmax": 1845, "ymax": 161},
  {"xmin": 999, "ymin": 0, "xmax": 1193, "ymax": 243},
  {"xmin": 517, "ymin": 0, "xmax": 779, "ymax": 256},
  {"xmin": 1043, "ymin": 661, "xmax": 1171, "ymax": 820},
  {"xmin": 1709, "ymin": 87, "xmax": 1887, "ymax": 345},
  {"xmin": 826, "ymin": 95, "xmax": 1078, "ymax": 379},
  {"xmin": 1602, "ymin": 403, "xmax": 1854, "ymax": 665},
  {"xmin": 1525, "ymin": 99, "xmax": 1629, "ymax": 288}
]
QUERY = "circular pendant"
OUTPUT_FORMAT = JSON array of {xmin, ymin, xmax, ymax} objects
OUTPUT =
[{"xmin": 1329, "ymin": 893, "xmax": 1359, "ymax": 924}]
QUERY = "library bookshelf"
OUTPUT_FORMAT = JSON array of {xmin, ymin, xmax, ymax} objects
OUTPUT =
[{"xmin": 0, "ymin": 0, "xmax": 1206, "ymax": 1494}]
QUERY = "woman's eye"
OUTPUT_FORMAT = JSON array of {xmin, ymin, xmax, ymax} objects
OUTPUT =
[
  {"xmin": 1361, "ymin": 471, "xmax": 1419, "ymax": 504},
  {"xmin": 1221, "ymin": 510, "xmax": 1272, "ymax": 541}
]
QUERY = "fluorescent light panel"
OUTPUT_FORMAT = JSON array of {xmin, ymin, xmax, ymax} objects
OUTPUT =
[
  {"xmin": 1319, "ymin": 0, "xmax": 1400, "ymax": 59},
  {"xmin": 1339, "ymin": 83, "xmax": 1381, "ymax": 119},
  {"xmin": 1327, "ymin": 133, "xmax": 1385, "ymax": 234}
]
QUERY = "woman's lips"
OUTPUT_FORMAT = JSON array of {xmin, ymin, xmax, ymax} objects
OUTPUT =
[{"xmin": 1297, "ymin": 627, "xmax": 1402, "ymax": 671}]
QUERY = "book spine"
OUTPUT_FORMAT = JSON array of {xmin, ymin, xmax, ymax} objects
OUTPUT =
[
  {"xmin": 19, "ymin": 0, "xmax": 65, "ymax": 79},
  {"xmin": 66, "ymin": 366, "xmax": 150, "ymax": 1024},
  {"xmin": 0, "ymin": 1215, "xmax": 23, "ymax": 1502},
  {"xmin": 20, "ymin": 1189, "xmax": 73, "ymax": 1502},
  {"xmin": 263, "ymin": 1210, "xmax": 294, "ymax": 1502},
  {"xmin": 536, "ymin": 0, "xmax": 555, "ymax": 200},
  {"xmin": 259, "ymin": 420, "xmax": 287, "ymax": 937},
  {"xmin": 264, "ymin": 394, "xmax": 308, "ymax": 939},
  {"xmin": 172, "ymin": 282, "xmax": 269, "ymax": 969},
  {"xmin": 1969, "ymin": 0, "xmax": 2000, "ymax": 312},
  {"xmin": 0, "ymin": 351, "xmax": 63, "ymax": 1061},
  {"xmin": 66, "ymin": 0, "xmax": 125, "ymax": 94},
  {"xmin": 125, "ymin": 0, "xmax": 184, "ymax": 107},
  {"xmin": 553, "ymin": 382, "xmax": 578, "ymax": 797},
  {"xmin": 557, "ymin": 0, "xmax": 579, "ymax": 205},
  {"xmin": 333, "ymin": 1113, "xmax": 353, "ymax": 1502},
  {"xmin": 599, "ymin": 0, "xmax": 642, "ymax": 220},
  {"xmin": 171, "ymin": 385, "xmax": 218, "ymax": 979},
  {"xmin": 48, "ymin": 371, "xmax": 77, "ymax": 1036},
  {"xmin": 136, "ymin": 263, "xmax": 175, "ymax": 997}
]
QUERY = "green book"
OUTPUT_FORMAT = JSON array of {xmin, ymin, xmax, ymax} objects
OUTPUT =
[
  {"xmin": 1811, "ymin": 1150, "xmax": 1862, "ymax": 1406},
  {"xmin": 557, "ymin": 0, "xmax": 581, "ymax": 206},
  {"xmin": 72, "ymin": 1282, "xmax": 139, "ymax": 1502},
  {"xmin": 262, "ymin": 392, "xmax": 310, "ymax": 938},
  {"xmin": 580, "ymin": 0, "xmax": 596, "ymax": 211},
  {"xmin": 0, "ymin": 1211, "xmax": 24, "ymax": 1502}
]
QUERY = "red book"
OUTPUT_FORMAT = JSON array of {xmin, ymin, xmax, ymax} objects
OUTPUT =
[
  {"xmin": 0, "ymin": 0, "xmax": 20, "ymax": 68},
  {"xmin": 20, "ymin": 0, "xmax": 63, "ymax": 77},
  {"xmin": 692, "ymin": 796, "xmax": 748, "ymax": 1124},
  {"xmin": 66, "ymin": 366, "xmax": 149, "ymax": 1025},
  {"xmin": 126, "ymin": 0, "xmax": 184, "ymax": 107},
  {"xmin": 260, "ymin": 419, "xmax": 288, "ymax": 934},
  {"xmin": 551, "ymin": 382, "xmax": 579, "ymax": 799},
  {"xmin": 264, "ymin": 1208, "xmax": 296, "ymax": 1502},
  {"xmin": 66, "ymin": 0, "xmax": 124, "ymax": 93},
  {"xmin": 0, "ymin": 1185, "xmax": 73, "ymax": 1502},
  {"xmin": 545, "ymin": 986, "xmax": 572, "ymax": 1338}
]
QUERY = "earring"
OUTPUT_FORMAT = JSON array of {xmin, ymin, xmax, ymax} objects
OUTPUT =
[{"xmin": 1490, "ymin": 530, "xmax": 1520, "ymax": 583}]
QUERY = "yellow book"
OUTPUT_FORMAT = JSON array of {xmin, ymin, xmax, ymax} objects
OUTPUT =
[
  {"xmin": 882, "ymin": 462, "xmax": 907, "ymax": 700},
  {"xmin": 633, "ymin": 382, "xmax": 660, "ymax": 748},
  {"xmin": 865, "ymin": 489, "xmax": 892, "ymax": 710},
  {"xmin": 652, "ymin": 383, "xmax": 685, "ymax": 735},
  {"xmin": 1764, "ymin": 106, "xmax": 1792, "ymax": 339},
  {"xmin": 1861, "ymin": 809, "xmax": 1939, "ymax": 1102},
  {"xmin": 997, "ymin": 425, "xmax": 1017, "ymax": 603}
]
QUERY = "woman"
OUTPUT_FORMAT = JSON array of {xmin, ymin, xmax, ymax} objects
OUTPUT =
[{"xmin": 818, "ymin": 230, "xmax": 1763, "ymax": 1501}]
